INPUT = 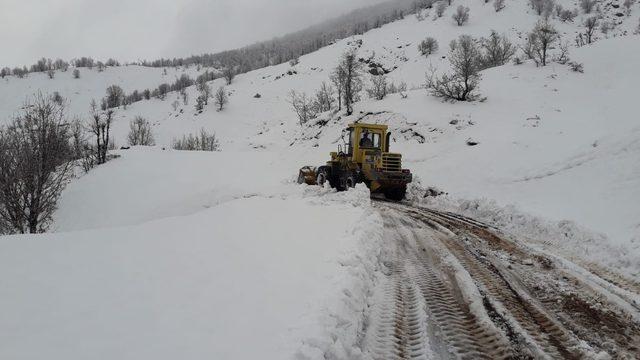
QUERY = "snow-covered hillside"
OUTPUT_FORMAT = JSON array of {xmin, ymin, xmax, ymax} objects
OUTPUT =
[{"xmin": 1, "ymin": 0, "xmax": 640, "ymax": 358}]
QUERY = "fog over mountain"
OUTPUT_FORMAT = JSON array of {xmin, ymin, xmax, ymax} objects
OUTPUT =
[{"xmin": 0, "ymin": 0, "xmax": 390, "ymax": 67}]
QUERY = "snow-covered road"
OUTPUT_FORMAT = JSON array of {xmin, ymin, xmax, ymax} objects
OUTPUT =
[{"xmin": 365, "ymin": 201, "xmax": 640, "ymax": 359}]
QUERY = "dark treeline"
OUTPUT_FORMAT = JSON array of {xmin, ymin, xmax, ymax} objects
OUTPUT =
[{"xmin": 139, "ymin": 0, "xmax": 416, "ymax": 72}]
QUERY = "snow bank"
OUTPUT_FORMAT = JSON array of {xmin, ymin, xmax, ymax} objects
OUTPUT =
[
  {"xmin": 410, "ymin": 187, "xmax": 640, "ymax": 279},
  {"xmin": 0, "ymin": 183, "xmax": 383, "ymax": 360}
]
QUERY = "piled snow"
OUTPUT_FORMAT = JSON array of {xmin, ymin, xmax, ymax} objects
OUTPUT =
[{"xmin": 0, "ymin": 156, "xmax": 384, "ymax": 360}]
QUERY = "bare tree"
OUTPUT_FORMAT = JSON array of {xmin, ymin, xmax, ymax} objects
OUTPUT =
[
  {"xmin": 452, "ymin": 5, "xmax": 470, "ymax": 25},
  {"xmin": 314, "ymin": 82, "xmax": 335, "ymax": 112},
  {"xmin": 223, "ymin": 67, "xmax": 235, "ymax": 85},
  {"xmin": 522, "ymin": 21, "xmax": 559, "ymax": 66},
  {"xmin": 196, "ymin": 79, "xmax": 211, "ymax": 105},
  {"xmin": 47, "ymin": 69, "xmax": 55, "ymax": 79},
  {"xmin": 580, "ymin": 0, "xmax": 597, "ymax": 13},
  {"xmin": 584, "ymin": 16, "xmax": 599, "ymax": 44},
  {"xmin": 105, "ymin": 85, "xmax": 124, "ymax": 108},
  {"xmin": 334, "ymin": 49, "xmax": 364, "ymax": 115},
  {"xmin": 367, "ymin": 74, "xmax": 389, "ymax": 100},
  {"xmin": 426, "ymin": 35, "xmax": 482, "ymax": 101},
  {"xmin": 289, "ymin": 91, "xmax": 317, "ymax": 125},
  {"xmin": 72, "ymin": 68, "xmax": 80, "ymax": 79},
  {"xmin": 88, "ymin": 100, "xmax": 114, "ymax": 165},
  {"xmin": 494, "ymin": 0, "xmax": 506, "ymax": 12},
  {"xmin": 418, "ymin": 37, "xmax": 439, "ymax": 56},
  {"xmin": 127, "ymin": 116, "xmax": 155, "ymax": 146},
  {"xmin": 436, "ymin": 1, "xmax": 447, "ymax": 17},
  {"xmin": 0, "ymin": 67, "xmax": 9, "ymax": 78},
  {"xmin": 214, "ymin": 86, "xmax": 228, "ymax": 111},
  {"xmin": 0, "ymin": 93, "xmax": 73, "ymax": 234},
  {"xmin": 481, "ymin": 30, "xmax": 516, "ymax": 68},
  {"xmin": 623, "ymin": 0, "xmax": 634, "ymax": 15},
  {"xmin": 330, "ymin": 66, "xmax": 346, "ymax": 111}
]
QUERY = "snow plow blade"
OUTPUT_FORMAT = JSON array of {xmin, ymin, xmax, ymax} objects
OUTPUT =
[{"xmin": 297, "ymin": 166, "xmax": 318, "ymax": 185}]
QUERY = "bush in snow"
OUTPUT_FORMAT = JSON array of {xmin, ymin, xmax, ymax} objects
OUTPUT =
[
  {"xmin": 0, "ymin": 67, "xmax": 10, "ymax": 78},
  {"xmin": 580, "ymin": 0, "xmax": 597, "ymax": 13},
  {"xmin": 558, "ymin": 7, "xmax": 578, "ymax": 22},
  {"xmin": 289, "ymin": 90, "xmax": 318, "ymax": 125},
  {"xmin": 568, "ymin": 61, "xmax": 584, "ymax": 72},
  {"xmin": 530, "ymin": 0, "xmax": 555, "ymax": 17},
  {"xmin": 289, "ymin": 57, "xmax": 300, "ymax": 67},
  {"xmin": 480, "ymin": 30, "xmax": 516, "ymax": 68},
  {"xmin": 584, "ymin": 16, "xmax": 599, "ymax": 44},
  {"xmin": 600, "ymin": 20, "xmax": 612, "ymax": 35},
  {"xmin": 494, "ymin": 0, "xmax": 506, "ymax": 12},
  {"xmin": 172, "ymin": 128, "xmax": 219, "ymax": 151},
  {"xmin": 127, "ymin": 116, "xmax": 155, "ymax": 146},
  {"xmin": 522, "ymin": 21, "xmax": 559, "ymax": 66},
  {"xmin": 452, "ymin": 5, "xmax": 470, "ymax": 25},
  {"xmin": 47, "ymin": 69, "xmax": 55, "ymax": 79},
  {"xmin": 51, "ymin": 91, "xmax": 65, "ymax": 106},
  {"xmin": 367, "ymin": 74, "xmax": 388, "ymax": 100},
  {"xmin": 623, "ymin": 0, "xmax": 633, "ymax": 15},
  {"xmin": 0, "ymin": 93, "xmax": 74, "ymax": 234},
  {"xmin": 418, "ymin": 37, "xmax": 439, "ymax": 56},
  {"xmin": 426, "ymin": 35, "xmax": 482, "ymax": 101},
  {"xmin": 214, "ymin": 86, "xmax": 228, "ymax": 111},
  {"xmin": 436, "ymin": 1, "xmax": 447, "ymax": 17},
  {"xmin": 72, "ymin": 68, "xmax": 80, "ymax": 79}
]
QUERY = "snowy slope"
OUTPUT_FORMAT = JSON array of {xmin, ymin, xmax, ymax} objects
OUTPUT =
[{"xmin": 1, "ymin": 1, "xmax": 640, "ymax": 358}]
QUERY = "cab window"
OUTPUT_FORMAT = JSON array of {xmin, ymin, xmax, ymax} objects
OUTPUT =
[{"xmin": 359, "ymin": 131, "xmax": 380, "ymax": 149}]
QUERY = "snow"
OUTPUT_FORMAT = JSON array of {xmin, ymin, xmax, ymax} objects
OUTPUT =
[
  {"xmin": 0, "ymin": 180, "xmax": 383, "ymax": 360},
  {"xmin": 1, "ymin": 1, "xmax": 640, "ymax": 358}
]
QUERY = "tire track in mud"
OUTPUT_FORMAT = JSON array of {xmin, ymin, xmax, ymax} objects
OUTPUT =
[
  {"xmin": 366, "ymin": 211, "xmax": 512, "ymax": 359},
  {"xmin": 371, "ymin": 201, "xmax": 640, "ymax": 359}
]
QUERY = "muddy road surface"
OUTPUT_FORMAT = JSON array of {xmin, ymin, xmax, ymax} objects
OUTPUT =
[{"xmin": 364, "ymin": 202, "xmax": 640, "ymax": 359}]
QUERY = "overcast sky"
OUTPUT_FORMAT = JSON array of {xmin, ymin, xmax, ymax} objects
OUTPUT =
[{"xmin": 0, "ymin": 0, "xmax": 390, "ymax": 68}]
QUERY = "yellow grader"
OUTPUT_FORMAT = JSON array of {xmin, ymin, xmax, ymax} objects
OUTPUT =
[{"xmin": 297, "ymin": 123, "xmax": 412, "ymax": 201}]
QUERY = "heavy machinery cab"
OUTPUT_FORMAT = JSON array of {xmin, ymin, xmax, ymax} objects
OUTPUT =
[{"xmin": 298, "ymin": 122, "xmax": 412, "ymax": 201}]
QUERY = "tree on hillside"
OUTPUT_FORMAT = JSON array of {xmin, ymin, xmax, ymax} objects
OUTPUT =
[
  {"xmin": 584, "ymin": 16, "xmax": 599, "ymax": 44},
  {"xmin": 418, "ymin": 37, "xmax": 439, "ymax": 56},
  {"xmin": 314, "ymin": 82, "xmax": 335, "ymax": 113},
  {"xmin": 105, "ymin": 85, "xmax": 124, "ymax": 108},
  {"xmin": 223, "ymin": 67, "xmax": 235, "ymax": 85},
  {"xmin": 127, "ymin": 116, "xmax": 155, "ymax": 146},
  {"xmin": 452, "ymin": 5, "xmax": 470, "ymax": 25},
  {"xmin": 522, "ymin": 21, "xmax": 559, "ymax": 66},
  {"xmin": 289, "ymin": 91, "xmax": 317, "ymax": 125},
  {"xmin": 367, "ymin": 74, "xmax": 389, "ymax": 100},
  {"xmin": 580, "ymin": 0, "xmax": 597, "ymax": 13},
  {"xmin": 88, "ymin": 100, "xmax": 114, "ymax": 165},
  {"xmin": 426, "ymin": 35, "xmax": 482, "ymax": 101},
  {"xmin": 214, "ymin": 86, "xmax": 228, "ymax": 111},
  {"xmin": 334, "ymin": 49, "xmax": 364, "ymax": 115},
  {"xmin": 0, "ymin": 93, "xmax": 74, "ymax": 234},
  {"xmin": 481, "ymin": 31, "xmax": 516, "ymax": 68}
]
